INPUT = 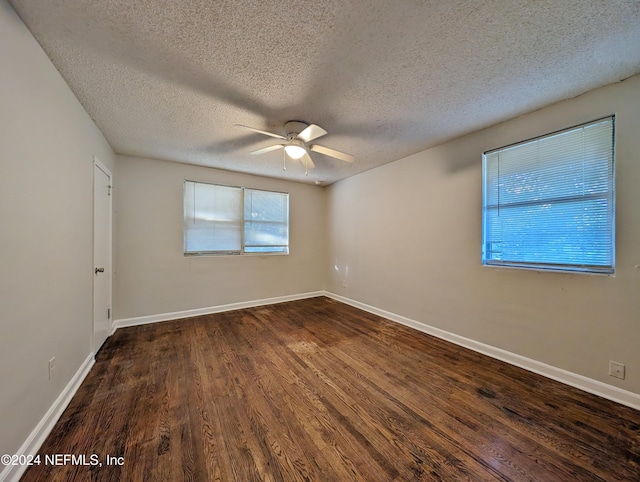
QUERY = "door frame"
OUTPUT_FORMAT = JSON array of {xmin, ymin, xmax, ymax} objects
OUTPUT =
[{"xmin": 93, "ymin": 155, "xmax": 113, "ymax": 354}]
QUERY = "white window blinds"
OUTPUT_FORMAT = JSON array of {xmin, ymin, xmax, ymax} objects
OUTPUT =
[
  {"xmin": 184, "ymin": 181, "xmax": 242, "ymax": 254},
  {"xmin": 184, "ymin": 181, "xmax": 289, "ymax": 255},
  {"xmin": 482, "ymin": 116, "xmax": 615, "ymax": 274}
]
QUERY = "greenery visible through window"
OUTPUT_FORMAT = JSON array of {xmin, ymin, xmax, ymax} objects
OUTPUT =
[
  {"xmin": 482, "ymin": 116, "xmax": 615, "ymax": 274},
  {"xmin": 184, "ymin": 181, "xmax": 289, "ymax": 255}
]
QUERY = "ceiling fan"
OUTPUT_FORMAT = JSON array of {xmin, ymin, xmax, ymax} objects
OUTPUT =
[{"xmin": 235, "ymin": 121, "xmax": 354, "ymax": 175}]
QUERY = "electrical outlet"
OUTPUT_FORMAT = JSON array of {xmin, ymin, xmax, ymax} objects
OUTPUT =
[
  {"xmin": 609, "ymin": 360, "xmax": 625, "ymax": 380},
  {"xmin": 48, "ymin": 357, "xmax": 56, "ymax": 379}
]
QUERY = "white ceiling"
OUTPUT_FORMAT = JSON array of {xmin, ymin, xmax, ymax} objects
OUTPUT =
[{"xmin": 9, "ymin": 0, "xmax": 640, "ymax": 185}]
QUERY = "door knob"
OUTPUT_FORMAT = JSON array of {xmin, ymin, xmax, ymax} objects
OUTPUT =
[{"xmin": 95, "ymin": 267, "xmax": 105, "ymax": 274}]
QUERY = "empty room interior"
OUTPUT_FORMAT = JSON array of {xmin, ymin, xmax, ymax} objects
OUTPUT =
[{"xmin": 2, "ymin": 1, "xmax": 640, "ymax": 481}]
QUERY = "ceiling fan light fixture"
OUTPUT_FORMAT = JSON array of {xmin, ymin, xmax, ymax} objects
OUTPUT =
[{"xmin": 284, "ymin": 144, "xmax": 306, "ymax": 159}]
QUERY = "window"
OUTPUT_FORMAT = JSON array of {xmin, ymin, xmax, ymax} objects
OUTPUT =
[
  {"xmin": 243, "ymin": 188, "xmax": 289, "ymax": 253},
  {"xmin": 184, "ymin": 181, "xmax": 289, "ymax": 255},
  {"xmin": 482, "ymin": 116, "xmax": 615, "ymax": 274}
]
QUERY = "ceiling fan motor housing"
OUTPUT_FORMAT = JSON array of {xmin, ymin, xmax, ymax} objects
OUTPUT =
[{"xmin": 284, "ymin": 121, "xmax": 308, "ymax": 139}]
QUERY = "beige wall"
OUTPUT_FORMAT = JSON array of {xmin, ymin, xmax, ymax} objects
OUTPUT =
[
  {"xmin": 0, "ymin": 0, "xmax": 115, "ymax": 461},
  {"xmin": 114, "ymin": 156, "xmax": 326, "ymax": 320},
  {"xmin": 326, "ymin": 75, "xmax": 640, "ymax": 395}
]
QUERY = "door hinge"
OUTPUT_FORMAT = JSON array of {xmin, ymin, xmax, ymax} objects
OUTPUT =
[
  {"xmin": 108, "ymin": 185, "xmax": 112, "ymax": 196},
  {"xmin": 107, "ymin": 308, "xmax": 111, "ymax": 320}
]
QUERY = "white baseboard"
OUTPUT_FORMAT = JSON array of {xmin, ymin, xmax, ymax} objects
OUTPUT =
[
  {"xmin": 325, "ymin": 292, "xmax": 640, "ymax": 411},
  {"xmin": 0, "ymin": 353, "xmax": 95, "ymax": 482},
  {"xmin": 112, "ymin": 291, "xmax": 325, "ymax": 332}
]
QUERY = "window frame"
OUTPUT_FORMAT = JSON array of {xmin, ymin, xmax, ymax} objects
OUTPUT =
[
  {"xmin": 481, "ymin": 116, "xmax": 615, "ymax": 275},
  {"xmin": 183, "ymin": 180, "xmax": 289, "ymax": 257}
]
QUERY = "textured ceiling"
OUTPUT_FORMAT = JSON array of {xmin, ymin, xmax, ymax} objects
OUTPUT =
[{"xmin": 9, "ymin": 0, "xmax": 640, "ymax": 184}]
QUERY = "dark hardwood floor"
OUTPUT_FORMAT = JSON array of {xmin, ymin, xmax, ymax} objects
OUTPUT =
[{"xmin": 22, "ymin": 297, "xmax": 640, "ymax": 481}]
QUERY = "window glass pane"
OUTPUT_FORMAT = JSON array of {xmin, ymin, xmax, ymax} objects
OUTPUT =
[
  {"xmin": 244, "ymin": 189, "xmax": 289, "ymax": 253},
  {"xmin": 184, "ymin": 181, "xmax": 242, "ymax": 253},
  {"xmin": 482, "ymin": 117, "xmax": 614, "ymax": 273}
]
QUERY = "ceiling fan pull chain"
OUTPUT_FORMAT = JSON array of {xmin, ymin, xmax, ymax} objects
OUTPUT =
[{"xmin": 282, "ymin": 151, "xmax": 287, "ymax": 171}]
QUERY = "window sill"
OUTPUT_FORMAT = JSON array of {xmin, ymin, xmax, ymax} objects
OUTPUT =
[
  {"xmin": 482, "ymin": 262, "xmax": 614, "ymax": 276},
  {"xmin": 184, "ymin": 251, "xmax": 289, "ymax": 258}
]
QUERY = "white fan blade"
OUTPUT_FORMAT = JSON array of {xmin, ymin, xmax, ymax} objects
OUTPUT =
[
  {"xmin": 235, "ymin": 124, "xmax": 286, "ymax": 140},
  {"xmin": 310, "ymin": 144, "xmax": 354, "ymax": 163},
  {"xmin": 298, "ymin": 124, "xmax": 327, "ymax": 143},
  {"xmin": 302, "ymin": 153, "xmax": 315, "ymax": 169},
  {"xmin": 250, "ymin": 144, "xmax": 284, "ymax": 155}
]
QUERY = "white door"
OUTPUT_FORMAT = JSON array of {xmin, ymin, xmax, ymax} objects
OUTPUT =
[{"xmin": 93, "ymin": 159, "xmax": 112, "ymax": 352}]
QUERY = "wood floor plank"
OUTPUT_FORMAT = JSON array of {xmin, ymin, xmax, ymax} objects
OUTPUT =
[{"xmin": 20, "ymin": 297, "xmax": 640, "ymax": 481}]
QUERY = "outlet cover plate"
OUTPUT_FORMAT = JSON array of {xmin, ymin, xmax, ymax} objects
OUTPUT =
[
  {"xmin": 48, "ymin": 357, "xmax": 55, "ymax": 379},
  {"xmin": 609, "ymin": 360, "xmax": 625, "ymax": 380}
]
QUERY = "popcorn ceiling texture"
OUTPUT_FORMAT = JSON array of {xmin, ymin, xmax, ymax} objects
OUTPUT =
[{"xmin": 9, "ymin": 0, "xmax": 640, "ymax": 184}]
